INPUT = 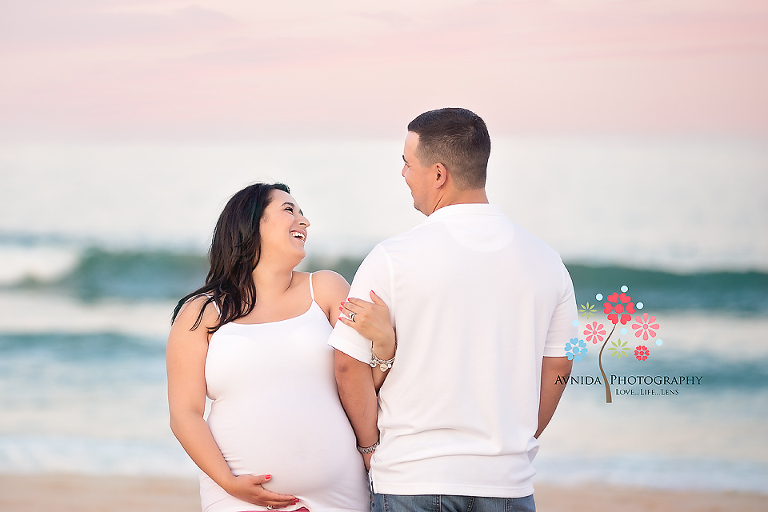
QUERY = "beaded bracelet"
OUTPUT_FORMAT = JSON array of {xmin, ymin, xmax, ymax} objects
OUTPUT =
[{"xmin": 369, "ymin": 340, "xmax": 396, "ymax": 372}]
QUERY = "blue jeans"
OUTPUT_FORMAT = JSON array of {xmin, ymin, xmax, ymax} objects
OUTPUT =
[{"xmin": 371, "ymin": 493, "xmax": 536, "ymax": 512}]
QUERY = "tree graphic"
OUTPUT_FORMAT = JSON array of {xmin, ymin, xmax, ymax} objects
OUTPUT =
[{"xmin": 569, "ymin": 285, "xmax": 662, "ymax": 403}]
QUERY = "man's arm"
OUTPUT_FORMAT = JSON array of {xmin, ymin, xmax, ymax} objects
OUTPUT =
[
  {"xmin": 536, "ymin": 355, "xmax": 572, "ymax": 438},
  {"xmin": 334, "ymin": 349, "xmax": 380, "ymax": 469}
]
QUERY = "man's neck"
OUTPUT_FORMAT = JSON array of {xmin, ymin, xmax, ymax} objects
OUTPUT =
[{"xmin": 429, "ymin": 188, "xmax": 489, "ymax": 214}]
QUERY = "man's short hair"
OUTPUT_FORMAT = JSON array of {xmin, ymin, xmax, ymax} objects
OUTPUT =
[{"xmin": 407, "ymin": 108, "xmax": 491, "ymax": 190}]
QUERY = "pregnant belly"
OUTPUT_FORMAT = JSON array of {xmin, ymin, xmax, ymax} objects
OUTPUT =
[{"xmin": 208, "ymin": 406, "xmax": 362, "ymax": 495}]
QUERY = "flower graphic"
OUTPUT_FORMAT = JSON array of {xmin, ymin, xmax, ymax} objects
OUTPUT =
[
  {"xmin": 632, "ymin": 313, "xmax": 659, "ymax": 341},
  {"xmin": 565, "ymin": 338, "xmax": 588, "ymax": 362},
  {"xmin": 588, "ymin": 285, "xmax": 667, "ymax": 403},
  {"xmin": 607, "ymin": 338, "xmax": 631, "ymax": 360},
  {"xmin": 579, "ymin": 302, "xmax": 597, "ymax": 319},
  {"xmin": 603, "ymin": 292, "xmax": 636, "ymax": 325},
  {"xmin": 583, "ymin": 321, "xmax": 607, "ymax": 344}
]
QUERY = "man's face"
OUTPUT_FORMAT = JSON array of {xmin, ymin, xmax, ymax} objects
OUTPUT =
[{"xmin": 401, "ymin": 131, "xmax": 434, "ymax": 214}]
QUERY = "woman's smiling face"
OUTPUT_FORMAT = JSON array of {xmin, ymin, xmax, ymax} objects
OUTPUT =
[{"xmin": 258, "ymin": 189, "xmax": 310, "ymax": 263}]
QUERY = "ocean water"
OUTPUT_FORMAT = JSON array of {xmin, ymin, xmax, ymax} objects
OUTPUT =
[{"xmin": 0, "ymin": 138, "xmax": 766, "ymax": 493}]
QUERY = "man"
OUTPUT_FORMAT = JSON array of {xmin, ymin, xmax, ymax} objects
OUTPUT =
[{"xmin": 329, "ymin": 108, "xmax": 575, "ymax": 512}]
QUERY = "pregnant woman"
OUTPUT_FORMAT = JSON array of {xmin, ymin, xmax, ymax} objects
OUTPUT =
[{"xmin": 167, "ymin": 182, "xmax": 395, "ymax": 512}]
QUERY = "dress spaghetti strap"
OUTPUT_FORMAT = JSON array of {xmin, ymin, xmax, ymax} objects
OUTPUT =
[
  {"xmin": 308, "ymin": 273, "xmax": 315, "ymax": 302},
  {"xmin": 201, "ymin": 293, "xmax": 221, "ymax": 316}
]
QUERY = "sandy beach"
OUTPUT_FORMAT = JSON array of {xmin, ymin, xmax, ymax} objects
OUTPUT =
[{"xmin": 1, "ymin": 474, "xmax": 765, "ymax": 512}]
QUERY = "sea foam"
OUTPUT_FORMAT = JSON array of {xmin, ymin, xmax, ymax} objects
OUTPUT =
[{"xmin": 0, "ymin": 244, "xmax": 81, "ymax": 286}]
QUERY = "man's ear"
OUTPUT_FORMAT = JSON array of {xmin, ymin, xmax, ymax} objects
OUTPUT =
[{"xmin": 433, "ymin": 163, "xmax": 448, "ymax": 188}]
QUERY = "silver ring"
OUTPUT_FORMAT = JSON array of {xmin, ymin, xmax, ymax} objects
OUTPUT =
[
  {"xmin": 350, "ymin": 312, "xmax": 356, "ymax": 322},
  {"xmin": 266, "ymin": 506, "xmax": 273, "ymax": 510}
]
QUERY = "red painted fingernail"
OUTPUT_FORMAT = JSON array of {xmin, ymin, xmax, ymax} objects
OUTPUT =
[
  {"xmin": 265, "ymin": 474, "xmax": 271, "ymax": 480},
  {"xmin": 338, "ymin": 307, "xmax": 343, "ymax": 311}
]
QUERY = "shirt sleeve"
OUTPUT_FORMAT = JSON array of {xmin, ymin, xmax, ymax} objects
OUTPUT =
[
  {"xmin": 543, "ymin": 262, "xmax": 578, "ymax": 357},
  {"xmin": 328, "ymin": 244, "xmax": 394, "ymax": 364}
]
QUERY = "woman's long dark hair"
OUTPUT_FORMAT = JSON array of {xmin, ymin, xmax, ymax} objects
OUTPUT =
[{"xmin": 171, "ymin": 182, "xmax": 291, "ymax": 333}]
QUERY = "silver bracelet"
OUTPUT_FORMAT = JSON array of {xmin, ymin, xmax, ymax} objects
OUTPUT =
[
  {"xmin": 369, "ymin": 342, "xmax": 395, "ymax": 372},
  {"xmin": 357, "ymin": 439, "xmax": 379, "ymax": 454}
]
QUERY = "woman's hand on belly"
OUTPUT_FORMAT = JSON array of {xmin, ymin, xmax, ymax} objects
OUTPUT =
[{"xmin": 224, "ymin": 473, "xmax": 298, "ymax": 509}]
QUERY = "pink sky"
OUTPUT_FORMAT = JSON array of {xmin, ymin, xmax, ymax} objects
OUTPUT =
[{"xmin": 2, "ymin": 0, "xmax": 767, "ymax": 141}]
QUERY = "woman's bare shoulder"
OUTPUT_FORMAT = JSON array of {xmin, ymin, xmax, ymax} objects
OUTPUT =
[
  {"xmin": 171, "ymin": 294, "xmax": 220, "ymax": 334},
  {"xmin": 309, "ymin": 270, "xmax": 350, "ymax": 309},
  {"xmin": 311, "ymin": 270, "xmax": 349, "ymax": 292}
]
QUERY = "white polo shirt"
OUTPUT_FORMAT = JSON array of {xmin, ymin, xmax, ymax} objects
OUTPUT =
[{"xmin": 328, "ymin": 203, "xmax": 576, "ymax": 498}]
